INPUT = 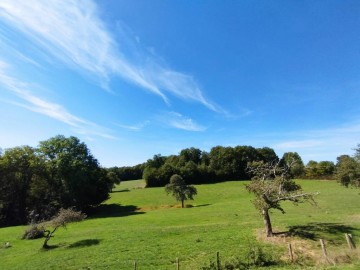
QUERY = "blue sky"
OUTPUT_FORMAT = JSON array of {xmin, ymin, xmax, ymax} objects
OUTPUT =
[{"xmin": 0, "ymin": 0, "xmax": 359, "ymax": 166}]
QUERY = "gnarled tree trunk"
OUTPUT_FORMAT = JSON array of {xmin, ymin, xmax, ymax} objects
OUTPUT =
[
  {"xmin": 262, "ymin": 208, "xmax": 273, "ymax": 237},
  {"xmin": 43, "ymin": 227, "xmax": 58, "ymax": 248}
]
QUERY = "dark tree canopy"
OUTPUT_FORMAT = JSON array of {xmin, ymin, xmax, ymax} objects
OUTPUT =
[
  {"xmin": 0, "ymin": 135, "xmax": 111, "ymax": 227},
  {"xmin": 336, "ymin": 154, "xmax": 360, "ymax": 188},
  {"xmin": 107, "ymin": 164, "xmax": 144, "ymax": 182},
  {"xmin": 0, "ymin": 146, "xmax": 43, "ymax": 226},
  {"xmin": 38, "ymin": 135, "xmax": 110, "ymax": 209},
  {"xmin": 144, "ymin": 145, "xmax": 279, "ymax": 187}
]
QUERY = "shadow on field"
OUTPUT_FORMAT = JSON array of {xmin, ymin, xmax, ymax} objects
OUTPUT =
[
  {"xmin": 88, "ymin": 203, "xmax": 144, "ymax": 219},
  {"xmin": 68, "ymin": 239, "xmax": 101, "ymax": 248},
  {"xmin": 288, "ymin": 222, "xmax": 358, "ymax": 245},
  {"xmin": 42, "ymin": 244, "xmax": 60, "ymax": 250},
  {"xmin": 194, "ymin": 204, "xmax": 211, "ymax": 207},
  {"xmin": 111, "ymin": 189, "xmax": 130, "ymax": 193}
]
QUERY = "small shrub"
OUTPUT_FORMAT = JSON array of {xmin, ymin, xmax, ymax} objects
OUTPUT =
[{"xmin": 22, "ymin": 224, "xmax": 45, "ymax": 239}]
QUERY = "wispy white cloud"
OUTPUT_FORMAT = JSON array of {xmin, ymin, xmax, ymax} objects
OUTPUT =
[
  {"xmin": 115, "ymin": 121, "xmax": 150, "ymax": 131},
  {"xmin": 0, "ymin": 60, "xmax": 115, "ymax": 139},
  {"xmin": 159, "ymin": 112, "xmax": 206, "ymax": 132},
  {"xmin": 272, "ymin": 122, "xmax": 360, "ymax": 162},
  {"xmin": 0, "ymin": 0, "xmax": 224, "ymax": 112}
]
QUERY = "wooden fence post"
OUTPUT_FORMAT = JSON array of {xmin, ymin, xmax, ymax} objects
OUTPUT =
[
  {"xmin": 345, "ymin": 233, "xmax": 356, "ymax": 250},
  {"xmin": 176, "ymin": 257, "xmax": 180, "ymax": 270},
  {"xmin": 288, "ymin": 243, "xmax": 294, "ymax": 263},
  {"xmin": 320, "ymin": 239, "xmax": 327, "ymax": 258},
  {"xmin": 133, "ymin": 260, "xmax": 137, "ymax": 270},
  {"xmin": 216, "ymin": 251, "xmax": 220, "ymax": 270}
]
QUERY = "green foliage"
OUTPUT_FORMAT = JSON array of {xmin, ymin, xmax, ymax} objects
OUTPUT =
[
  {"xmin": 305, "ymin": 160, "xmax": 335, "ymax": 179},
  {"xmin": 38, "ymin": 135, "xmax": 110, "ymax": 209},
  {"xmin": 336, "ymin": 155, "xmax": 360, "ymax": 188},
  {"xmin": 144, "ymin": 145, "xmax": 279, "ymax": 187},
  {"xmin": 0, "ymin": 146, "xmax": 46, "ymax": 226},
  {"xmin": 0, "ymin": 135, "xmax": 111, "ymax": 227},
  {"xmin": 106, "ymin": 171, "xmax": 121, "ymax": 192},
  {"xmin": 107, "ymin": 164, "xmax": 144, "ymax": 181},
  {"xmin": 178, "ymin": 147, "xmax": 202, "ymax": 165},
  {"xmin": 165, "ymin": 174, "xmax": 197, "ymax": 207},
  {"xmin": 281, "ymin": 152, "xmax": 305, "ymax": 177}
]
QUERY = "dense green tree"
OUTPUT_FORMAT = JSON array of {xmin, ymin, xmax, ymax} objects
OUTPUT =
[
  {"xmin": 305, "ymin": 160, "xmax": 335, "ymax": 179},
  {"xmin": 234, "ymin": 146, "xmax": 263, "ymax": 179},
  {"xmin": 200, "ymin": 151, "xmax": 210, "ymax": 166},
  {"xmin": 143, "ymin": 166, "xmax": 160, "ymax": 187},
  {"xmin": 246, "ymin": 160, "xmax": 316, "ymax": 237},
  {"xmin": 256, "ymin": 147, "xmax": 279, "ymax": 163},
  {"xmin": 0, "ymin": 135, "xmax": 112, "ymax": 227},
  {"xmin": 178, "ymin": 147, "xmax": 202, "ymax": 165},
  {"xmin": 209, "ymin": 146, "xmax": 237, "ymax": 180},
  {"xmin": 106, "ymin": 170, "xmax": 121, "ymax": 192},
  {"xmin": 0, "ymin": 146, "xmax": 44, "ymax": 226},
  {"xmin": 305, "ymin": 160, "xmax": 318, "ymax": 178},
  {"xmin": 281, "ymin": 152, "xmax": 305, "ymax": 178},
  {"xmin": 144, "ymin": 145, "xmax": 279, "ymax": 186},
  {"xmin": 165, "ymin": 174, "xmax": 197, "ymax": 208},
  {"xmin": 180, "ymin": 161, "xmax": 200, "ymax": 183},
  {"xmin": 108, "ymin": 164, "xmax": 144, "ymax": 181},
  {"xmin": 336, "ymin": 155, "xmax": 360, "ymax": 188},
  {"xmin": 38, "ymin": 135, "xmax": 110, "ymax": 209},
  {"xmin": 146, "ymin": 154, "xmax": 166, "ymax": 169},
  {"xmin": 317, "ymin": 161, "xmax": 335, "ymax": 178}
]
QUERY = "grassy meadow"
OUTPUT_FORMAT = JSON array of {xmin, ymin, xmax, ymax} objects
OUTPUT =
[{"xmin": 0, "ymin": 179, "xmax": 359, "ymax": 269}]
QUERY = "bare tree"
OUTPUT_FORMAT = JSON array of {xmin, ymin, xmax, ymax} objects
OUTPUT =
[
  {"xmin": 42, "ymin": 208, "xmax": 86, "ymax": 248},
  {"xmin": 246, "ymin": 160, "xmax": 317, "ymax": 237}
]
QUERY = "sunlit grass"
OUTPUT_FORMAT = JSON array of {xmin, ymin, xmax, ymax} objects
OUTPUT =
[{"xmin": 0, "ymin": 180, "xmax": 359, "ymax": 269}]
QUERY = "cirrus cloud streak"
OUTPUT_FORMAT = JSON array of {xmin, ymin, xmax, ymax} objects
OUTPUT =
[{"xmin": 0, "ymin": 0, "xmax": 223, "ymax": 112}]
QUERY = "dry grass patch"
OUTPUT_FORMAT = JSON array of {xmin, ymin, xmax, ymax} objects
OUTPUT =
[{"xmin": 256, "ymin": 228, "xmax": 360, "ymax": 268}]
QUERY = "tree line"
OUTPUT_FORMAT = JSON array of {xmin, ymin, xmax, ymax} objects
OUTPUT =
[
  {"xmin": 0, "ymin": 135, "xmax": 115, "ymax": 227},
  {"xmin": 142, "ymin": 146, "xmax": 301, "ymax": 187},
  {"xmin": 1, "ymin": 135, "xmax": 358, "ymax": 228},
  {"xmin": 120, "ymin": 146, "xmax": 359, "ymax": 188}
]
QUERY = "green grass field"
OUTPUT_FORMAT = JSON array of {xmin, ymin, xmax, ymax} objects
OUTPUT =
[{"xmin": 0, "ymin": 180, "xmax": 359, "ymax": 269}]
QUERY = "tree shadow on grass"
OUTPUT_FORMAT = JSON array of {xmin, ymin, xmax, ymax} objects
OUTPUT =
[
  {"xmin": 41, "ymin": 244, "xmax": 60, "ymax": 250},
  {"xmin": 87, "ymin": 203, "xmax": 144, "ymax": 219},
  {"xmin": 41, "ymin": 242, "xmax": 67, "ymax": 251},
  {"xmin": 287, "ymin": 222, "xmax": 358, "ymax": 245},
  {"xmin": 68, "ymin": 239, "xmax": 101, "ymax": 248},
  {"xmin": 111, "ymin": 189, "xmax": 130, "ymax": 193},
  {"xmin": 194, "ymin": 204, "xmax": 211, "ymax": 207}
]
